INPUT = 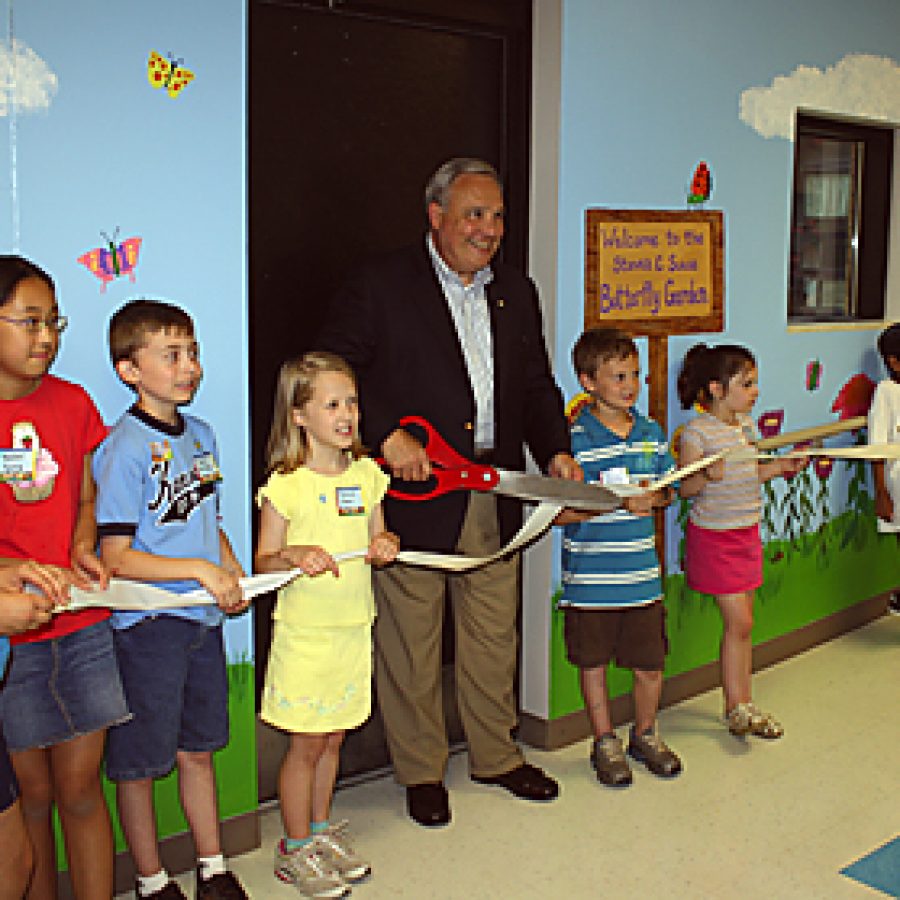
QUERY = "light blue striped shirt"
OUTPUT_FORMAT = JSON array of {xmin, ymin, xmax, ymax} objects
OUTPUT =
[
  {"xmin": 427, "ymin": 235, "xmax": 495, "ymax": 449},
  {"xmin": 559, "ymin": 406, "xmax": 674, "ymax": 609}
]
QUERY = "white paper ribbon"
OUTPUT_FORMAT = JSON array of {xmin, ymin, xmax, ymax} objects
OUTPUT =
[{"xmin": 59, "ymin": 440, "xmax": 898, "ymax": 613}]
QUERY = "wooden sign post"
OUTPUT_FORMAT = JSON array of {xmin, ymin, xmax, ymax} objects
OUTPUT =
[{"xmin": 584, "ymin": 209, "xmax": 725, "ymax": 566}]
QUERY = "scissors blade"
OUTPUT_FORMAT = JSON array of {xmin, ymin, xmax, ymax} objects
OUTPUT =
[{"xmin": 492, "ymin": 470, "xmax": 623, "ymax": 511}]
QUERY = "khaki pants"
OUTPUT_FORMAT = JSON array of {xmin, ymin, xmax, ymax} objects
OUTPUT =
[{"xmin": 374, "ymin": 493, "xmax": 523, "ymax": 785}]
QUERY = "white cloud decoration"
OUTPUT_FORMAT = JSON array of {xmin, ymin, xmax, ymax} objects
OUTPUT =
[
  {"xmin": 0, "ymin": 38, "xmax": 58, "ymax": 116},
  {"xmin": 740, "ymin": 53, "xmax": 900, "ymax": 141}
]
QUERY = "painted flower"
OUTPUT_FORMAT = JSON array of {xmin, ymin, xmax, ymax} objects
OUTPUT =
[
  {"xmin": 813, "ymin": 456, "xmax": 834, "ymax": 479},
  {"xmin": 831, "ymin": 373, "xmax": 875, "ymax": 420},
  {"xmin": 757, "ymin": 409, "xmax": 784, "ymax": 439}
]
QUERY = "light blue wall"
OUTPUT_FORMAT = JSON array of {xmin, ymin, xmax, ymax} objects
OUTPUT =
[
  {"xmin": 556, "ymin": 0, "xmax": 900, "ymax": 567},
  {"xmin": 2, "ymin": 1, "xmax": 250, "ymax": 658}
]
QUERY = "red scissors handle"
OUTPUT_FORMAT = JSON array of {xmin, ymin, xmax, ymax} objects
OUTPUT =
[{"xmin": 378, "ymin": 416, "xmax": 499, "ymax": 502}]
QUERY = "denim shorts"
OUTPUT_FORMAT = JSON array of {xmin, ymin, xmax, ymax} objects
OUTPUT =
[
  {"xmin": 0, "ymin": 620, "xmax": 130, "ymax": 752},
  {"xmin": 0, "ymin": 727, "xmax": 17, "ymax": 813},
  {"xmin": 105, "ymin": 617, "xmax": 229, "ymax": 782}
]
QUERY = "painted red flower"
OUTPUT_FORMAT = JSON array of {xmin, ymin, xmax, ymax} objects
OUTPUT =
[
  {"xmin": 831, "ymin": 373, "xmax": 875, "ymax": 420},
  {"xmin": 757, "ymin": 409, "xmax": 784, "ymax": 439},
  {"xmin": 813, "ymin": 457, "xmax": 834, "ymax": 479}
]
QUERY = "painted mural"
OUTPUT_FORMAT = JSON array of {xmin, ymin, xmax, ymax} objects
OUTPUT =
[
  {"xmin": 550, "ymin": 2, "xmax": 900, "ymax": 719},
  {"xmin": 1, "ymin": 0, "xmax": 254, "ymax": 867}
]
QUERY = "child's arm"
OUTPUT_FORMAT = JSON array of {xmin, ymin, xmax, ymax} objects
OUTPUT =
[
  {"xmin": 0, "ymin": 560, "xmax": 70, "ymax": 605},
  {"xmin": 70, "ymin": 452, "xmax": 109, "ymax": 589},
  {"xmin": 254, "ymin": 498, "xmax": 339, "ymax": 577},
  {"xmin": 0, "ymin": 561, "xmax": 69, "ymax": 631},
  {"xmin": 758, "ymin": 454, "xmax": 806, "ymax": 484},
  {"xmin": 217, "ymin": 530, "xmax": 250, "ymax": 613},
  {"xmin": 99, "ymin": 536, "xmax": 243, "ymax": 610},
  {"xmin": 677, "ymin": 436, "xmax": 724, "ymax": 498},
  {"xmin": 365, "ymin": 502, "xmax": 399, "ymax": 566}
]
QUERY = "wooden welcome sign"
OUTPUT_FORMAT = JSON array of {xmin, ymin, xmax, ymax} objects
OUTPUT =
[
  {"xmin": 585, "ymin": 209, "xmax": 725, "ymax": 571},
  {"xmin": 584, "ymin": 209, "xmax": 724, "ymax": 429},
  {"xmin": 585, "ymin": 209, "xmax": 723, "ymax": 336}
]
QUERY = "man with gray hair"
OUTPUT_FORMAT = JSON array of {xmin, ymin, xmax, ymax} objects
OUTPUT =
[{"xmin": 318, "ymin": 157, "xmax": 579, "ymax": 827}]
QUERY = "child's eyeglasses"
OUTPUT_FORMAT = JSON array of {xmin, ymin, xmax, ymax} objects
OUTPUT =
[{"xmin": 0, "ymin": 314, "xmax": 69, "ymax": 334}]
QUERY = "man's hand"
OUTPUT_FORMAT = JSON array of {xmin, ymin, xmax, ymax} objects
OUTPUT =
[
  {"xmin": 547, "ymin": 452, "xmax": 582, "ymax": 482},
  {"xmin": 382, "ymin": 429, "xmax": 432, "ymax": 481}
]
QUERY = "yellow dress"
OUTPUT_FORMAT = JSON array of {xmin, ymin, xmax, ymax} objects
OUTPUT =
[{"xmin": 257, "ymin": 457, "xmax": 388, "ymax": 732}]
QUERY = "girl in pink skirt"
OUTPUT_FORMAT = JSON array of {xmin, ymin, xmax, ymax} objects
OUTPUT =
[{"xmin": 676, "ymin": 344, "xmax": 805, "ymax": 738}]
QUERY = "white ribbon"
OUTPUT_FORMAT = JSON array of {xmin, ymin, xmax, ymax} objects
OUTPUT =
[{"xmin": 60, "ymin": 440, "xmax": 898, "ymax": 613}]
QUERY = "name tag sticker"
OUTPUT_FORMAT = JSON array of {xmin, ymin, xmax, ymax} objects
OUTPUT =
[
  {"xmin": 597, "ymin": 467, "xmax": 629, "ymax": 486},
  {"xmin": 0, "ymin": 448, "xmax": 35, "ymax": 482},
  {"xmin": 336, "ymin": 485, "xmax": 365, "ymax": 516},
  {"xmin": 192, "ymin": 452, "xmax": 222, "ymax": 484}
]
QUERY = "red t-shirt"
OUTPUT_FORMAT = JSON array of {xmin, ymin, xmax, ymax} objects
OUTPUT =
[{"xmin": 0, "ymin": 375, "xmax": 109, "ymax": 643}]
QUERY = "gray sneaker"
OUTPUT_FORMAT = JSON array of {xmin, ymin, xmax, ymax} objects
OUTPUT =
[
  {"xmin": 591, "ymin": 733, "xmax": 632, "ymax": 786},
  {"xmin": 274, "ymin": 840, "xmax": 349, "ymax": 898},
  {"xmin": 627, "ymin": 724, "xmax": 682, "ymax": 777},
  {"xmin": 313, "ymin": 821, "xmax": 371, "ymax": 882}
]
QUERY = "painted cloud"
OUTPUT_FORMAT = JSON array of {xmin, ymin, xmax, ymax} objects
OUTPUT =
[
  {"xmin": 0, "ymin": 39, "xmax": 58, "ymax": 116},
  {"xmin": 740, "ymin": 53, "xmax": 900, "ymax": 141}
]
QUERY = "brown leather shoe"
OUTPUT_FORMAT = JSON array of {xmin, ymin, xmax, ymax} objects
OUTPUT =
[
  {"xmin": 406, "ymin": 782, "xmax": 451, "ymax": 826},
  {"xmin": 471, "ymin": 763, "xmax": 559, "ymax": 801}
]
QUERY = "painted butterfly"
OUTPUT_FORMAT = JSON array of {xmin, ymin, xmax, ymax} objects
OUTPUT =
[
  {"xmin": 77, "ymin": 229, "xmax": 142, "ymax": 294},
  {"xmin": 148, "ymin": 50, "xmax": 194, "ymax": 99}
]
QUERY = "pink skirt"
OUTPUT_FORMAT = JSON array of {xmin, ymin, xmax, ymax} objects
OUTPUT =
[{"xmin": 685, "ymin": 520, "xmax": 762, "ymax": 595}]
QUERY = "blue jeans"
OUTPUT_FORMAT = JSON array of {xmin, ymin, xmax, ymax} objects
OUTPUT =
[
  {"xmin": 0, "ymin": 619, "xmax": 129, "ymax": 752},
  {"xmin": 105, "ymin": 617, "xmax": 228, "ymax": 781}
]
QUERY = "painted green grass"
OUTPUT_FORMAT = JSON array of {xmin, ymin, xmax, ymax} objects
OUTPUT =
[
  {"xmin": 549, "ymin": 511, "xmax": 900, "ymax": 719},
  {"xmin": 55, "ymin": 660, "xmax": 256, "ymax": 869}
]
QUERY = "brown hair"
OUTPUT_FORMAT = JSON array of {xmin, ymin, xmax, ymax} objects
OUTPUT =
[
  {"xmin": 265, "ymin": 351, "xmax": 365, "ymax": 474},
  {"xmin": 677, "ymin": 343, "xmax": 756, "ymax": 409},
  {"xmin": 572, "ymin": 327, "xmax": 638, "ymax": 377},
  {"xmin": 108, "ymin": 298, "xmax": 194, "ymax": 366}
]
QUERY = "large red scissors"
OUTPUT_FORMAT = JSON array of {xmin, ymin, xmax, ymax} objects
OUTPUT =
[{"xmin": 380, "ymin": 416, "xmax": 622, "ymax": 511}]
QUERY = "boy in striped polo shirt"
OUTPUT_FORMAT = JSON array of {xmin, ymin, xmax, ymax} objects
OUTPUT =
[{"xmin": 556, "ymin": 328, "xmax": 682, "ymax": 786}]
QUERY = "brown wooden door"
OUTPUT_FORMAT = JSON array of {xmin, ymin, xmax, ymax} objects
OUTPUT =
[{"xmin": 250, "ymin": 0, "xmax": 532, "ymax": 796}]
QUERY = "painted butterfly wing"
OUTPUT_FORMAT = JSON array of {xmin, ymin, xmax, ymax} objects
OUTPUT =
[
  {"xmin": 118, "ymin": 237, "xmax": 142, "ymax": 274},
  {"xmin": 167, "ymin": 67, "xmax": 195, "ymax": 99},
  {"xmin": 148, "ymin": 50, "xmax": 171, "ymax": 89}
]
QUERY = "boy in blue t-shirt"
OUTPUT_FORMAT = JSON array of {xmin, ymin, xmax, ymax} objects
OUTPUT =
[
  {"xmin": 93, "ymin": 299, "xmax": 249, "ymax": 900},
  {"xmin": 556, "ymin": 327, "xmax": 682, "ymax": 787}
]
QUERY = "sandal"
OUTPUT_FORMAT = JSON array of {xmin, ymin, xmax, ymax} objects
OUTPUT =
[{"xmin": 726, "ymin": 702, "xmax": 784, "ymax": 739}]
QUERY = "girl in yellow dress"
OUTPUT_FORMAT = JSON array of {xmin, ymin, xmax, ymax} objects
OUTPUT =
[{"xmin": 255, "ymin": 351, "xmax": 398, "ymax": 899}]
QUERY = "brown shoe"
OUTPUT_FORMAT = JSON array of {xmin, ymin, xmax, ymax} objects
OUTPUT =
[
  {"xmin": 591, "ymin": 733, "xmax": 633, "ymax": 787},
  {"xmin": 627, "ymin": 725, "xmax": 682, "ymax": 777},
  {"xmin": 471, "ymin": 763, "xmax": 559, "ymax": 801}
]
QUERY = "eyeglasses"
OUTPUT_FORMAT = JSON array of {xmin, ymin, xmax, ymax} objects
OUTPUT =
[{"xmin": 0, "ymin": 314, "xmax": 69, "ymax": 335}]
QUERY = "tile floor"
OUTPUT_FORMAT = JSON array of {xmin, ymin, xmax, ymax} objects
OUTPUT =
[{"xmin": 118, "ymin": 615, "xmax": 900, "ymax": 899}]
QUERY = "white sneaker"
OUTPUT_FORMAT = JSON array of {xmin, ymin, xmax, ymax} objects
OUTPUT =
[
  {"xmin": 274, "ymin": 841, "xmax": 349, "ymax": 898},
  {"xmin": 313, "ymin": 821, "xmax": 371, "ymax": 882}
]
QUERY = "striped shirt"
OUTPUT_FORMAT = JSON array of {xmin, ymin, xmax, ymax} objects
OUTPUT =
[
  {"xmin": 559, "ymin": 407, "xmax": 674, "ymax": 609},
  {"xmin": 427, "ymin": 235, "xmax": 495, "ymax": 450},
  {"xmin": 680, "ymin": 412, "xmax": 761, "ymax": 530}
]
